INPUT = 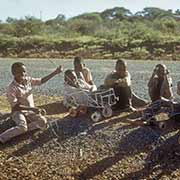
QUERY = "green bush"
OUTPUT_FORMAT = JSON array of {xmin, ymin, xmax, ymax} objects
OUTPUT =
[
  {"xmin": 154, "ymin": 48, "xmax": 165, "ymax": 56},
  {"xmin": 131, "ymin": 48, "xmax": 150, "ymax": 59}
]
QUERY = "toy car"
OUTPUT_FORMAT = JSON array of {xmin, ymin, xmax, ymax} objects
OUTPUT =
[{"xmin": 63, "ymin": 87, "xmax": 117, "ymax": 122}]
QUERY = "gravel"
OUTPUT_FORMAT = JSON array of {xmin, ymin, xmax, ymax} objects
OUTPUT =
[{"xmin": 0, "ymin": 111, "xmax": 180, "ymax": 180}]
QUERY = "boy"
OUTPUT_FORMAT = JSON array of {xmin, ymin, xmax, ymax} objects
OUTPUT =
[
  {"xmin": 129, "ymin": 81, "xmax": 180, "ymax": 126},
  {"xmin": 63, "ymin": 69, "xmax": 95, "ymax": 108},
  {"xmin": 104, "ymin": 59, "xmax": 135, "ymax": 111},
  {"xmin": 73, "ymin": 56, "xmax": 97, "ymax": 91},
  {"xmin": 0, "ymin": 62, "xmax": 62, "ymax": 143},
  {"xmin": 148, "ymin": 64, "xmax": 173, "ymax": 102}
]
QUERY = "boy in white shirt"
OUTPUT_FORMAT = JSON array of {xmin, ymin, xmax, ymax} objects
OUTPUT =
[
  {"xmin": 0, "ymin": 62, "xmax": 62, "ymax": 143},
  {"xmin": 63, "ymin": 69, "xmax": 95, "ymax": 109}
]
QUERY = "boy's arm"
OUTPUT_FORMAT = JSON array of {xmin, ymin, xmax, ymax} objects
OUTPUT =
[
  {"xmin": 177, "ymin": 81, "xmax": 180, "ymax": 96},
  {"xmin": 85, "ymin": 68, "xmax": 94, "ymax": 85},
  {"xmin": 12, "ymin": 104, "xmax": 40, "ymax": 114},
  {"xmin": 164, "ymin": 75, "xmax": 172, "ymax": 88},
  {"xmin": 104, "ymin": 74, "xmax": 117, "ymax": 87},
  {"xmin": 115, "ymin": 72, "xmax": 131, "ymax": 87},
  {"xmin": 148, "ymin": 71, "xmax": 156, "ymax": 87},
  {"xmin": 41, "ymin": 65, "xmax": 63, "ymax": 84},
  {"xmin": 77, "ymin": 79, "xmax": 96, "ymax": 91},
  {"xmin": 163, "ymin": 75, "xmax": 173, "ymax": 99},
  {"xmin": 105, "ymin": 72, "xmax": 131, "ymax": 87},
  {"xmin": 7, "ymin": 86, "xmax": 41, "ymax": 113}
]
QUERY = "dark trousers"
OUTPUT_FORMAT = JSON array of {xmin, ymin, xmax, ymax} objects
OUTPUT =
[{"xmin": 113, "ymin": 85, "xmax": 132, "ymax": 110}]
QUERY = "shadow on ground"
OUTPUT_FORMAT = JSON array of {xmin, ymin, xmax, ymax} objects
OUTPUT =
[
  {"xmin": 120, "ymin": 131, "xmax": 180, "ymax": 180},
  {"xmin": 77, "ymin": 125, "xmax": 180, "ymax": 180},
  {"xmin": 38, "ymin": 100, "xmax": 67, "ymax": 115},
  {"xmin": 0, "ymin": 107, "xmax": 180, "ymax": 180}
]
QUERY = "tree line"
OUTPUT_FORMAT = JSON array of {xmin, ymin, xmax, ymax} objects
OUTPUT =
[{"xmin": 0, "ymin": 7, "xmax": 180, "ymax": 60}]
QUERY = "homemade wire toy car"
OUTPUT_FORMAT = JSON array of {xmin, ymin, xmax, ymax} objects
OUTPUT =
[{"xmin": 63, "ymin": 87, "xmax": 118, "ymax": 122}]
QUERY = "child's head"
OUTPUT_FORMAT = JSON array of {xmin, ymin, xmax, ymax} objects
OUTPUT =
[
  {"xmin": 154, "ymin": 64, "xmax": 167, "ymax": 78},
  {"xmin": 115, "ymin": 59, "xmax": 127, "ymax": 77},
  {"xmin": 64, "ymin": 69, "xmax": 78, "ymax": 87},
  {"xmin": 73, "ymin": 56, "xmax": 84, "ymax": 72},
  {"xmin": 11, "ymin": 62, "xmax": 27, "ymax": 83}
]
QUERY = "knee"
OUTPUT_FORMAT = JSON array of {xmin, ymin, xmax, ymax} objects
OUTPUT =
[
  {"xmin": 37, "ymin": 115, "xmax": 47, "ymax": 129},
  {"xmin": 40, "ymin": 115, "xmax": 47, "ymax": 124},
  {"xmin": 18, "ymin": 125, "xmax": 28, "ymax": 133}
]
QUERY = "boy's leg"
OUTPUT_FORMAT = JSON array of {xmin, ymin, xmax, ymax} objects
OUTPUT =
[
  {"xmin": 132, "ymin": 91, "xmax": 148, "ymax": 107},
  {"xmin": 0, "ymin": 111, "xmax": 28, "ymax": 143},
  {"xmin": 26, "ymin": 113, "xmax": 47, "ymax": 131},
  {"xmin": 160, "ymin": 97, "xmax": 173, "ymax": 107},
  {"xmin": 113, "ymin": 86, "xmax": 132, "ymax": 110},
  {"xmin": 142, "ymin": 100, "xmax": 162, "ymax": 120},
  {"xmin": 127, "ymin": 99, "xmax": 172, "ymax": 125},
  {"xmin": 142, "ymin": 98, "xmax": 172, "ymax": 120}
]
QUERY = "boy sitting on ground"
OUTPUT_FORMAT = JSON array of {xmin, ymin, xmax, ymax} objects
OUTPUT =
[
  {"xmin": 63, "ymin": 69, "xmax": 96, "ymax": 116},
  {"xmin": 129, "ymin": 97, "xmax": 180, "ymax": 145},
  {"xmin": 104, "ymin": 59, "xmax": 135, "ymax": 112},
  {"xmin": 129, "ymin": 81, "xmax": 180, "ymax": 127},
  {"xmin": 73, "ymin": 56, "xmax": 97, "ymax": 91},
  {"xmin": 0, "ymin": 62, "xmax": 62, "ymax": 143},
  {"xmin": 148, "ymin": 64, "xmax": 173, "ymax": 102},
  {"xmin": 63, "ymin": 69, "xmax": 96, "ymax": 107}
]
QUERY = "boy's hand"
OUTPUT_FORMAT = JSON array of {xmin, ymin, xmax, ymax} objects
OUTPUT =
[
  {"xmin": 54, "ymin": 65, "xmax": 63, "ymax": 74},
  {"xmin": 115, "ymin": 79, "xmax": 123, "ymax": 84},
  {"xmin": 33, "ymin": 108, "xmax": 46, "ymax": 115},
  {"xmin": 41, "ymin": 65, "xmax": 63, "ymax": 84},
  {"xmin": 33, "ymin": 108, "xmax": 41, "ymax": 114}
]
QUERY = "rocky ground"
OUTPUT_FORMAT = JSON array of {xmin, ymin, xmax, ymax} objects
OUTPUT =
[{"xmin": 0, "ymin": 95, "xmax": 180, "ymax": 180}]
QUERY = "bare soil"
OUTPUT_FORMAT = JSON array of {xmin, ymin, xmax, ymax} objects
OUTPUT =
[{"xmin": 0, "ymin": 95, "xmax": 180, "ymax": 180}]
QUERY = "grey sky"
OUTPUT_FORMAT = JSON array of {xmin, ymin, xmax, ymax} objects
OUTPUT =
[{"xmin": 0, "ymin": 0, "xmax": 180, "ymax": 21}]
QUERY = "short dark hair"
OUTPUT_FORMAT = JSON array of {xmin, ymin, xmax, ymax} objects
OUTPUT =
[
  {"xmin": 64, "ymin": 69, "xmax": 74, "ymax": 82},
  {"xmin": 116, "ymin": 59, "xmax": 126, "ymax": 67},
  {"xmin": 11, "ymin": 62, "xmax": 25, "ymax": 75},
  {"xmin": 155, "ymin": 63, "xmax": 166, "ymax": 69},
  {"xmin": 65, "ymin": 69, "xmax": 73, "ymax": 76},
  {"xmin": 74, "ymin": 56, "xmax": 83, "ymax": 65},
  {"xmin": 155, "ymin": 64, "xmax": 167, "ymax": 74}
]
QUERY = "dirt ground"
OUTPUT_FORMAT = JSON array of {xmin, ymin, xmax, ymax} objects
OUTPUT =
[{"xmin": 0, "ymin": 95, "xmax": 180, "ymax": 180}]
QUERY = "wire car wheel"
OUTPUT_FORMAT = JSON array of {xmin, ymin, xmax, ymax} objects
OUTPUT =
[
  {"xmin": 91, "ymin": 111, "xmax": 102, "ymax": 122},
  {"xmin": 102, "ymin": 105, "xmax": 112, "ymax": 118},
  {"xmin": 66, "ymin": 96, "xmax": 76, "ymax": 107}
]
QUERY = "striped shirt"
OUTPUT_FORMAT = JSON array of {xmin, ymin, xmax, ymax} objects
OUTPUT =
[{"xmin": 7, "ymin": 77, "xmax": 42, "ymax": 108}]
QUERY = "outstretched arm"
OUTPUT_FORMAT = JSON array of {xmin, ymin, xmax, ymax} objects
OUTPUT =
[{"xmin": 41, "ymin": 65, "xmax": 63, "ymax": 84}]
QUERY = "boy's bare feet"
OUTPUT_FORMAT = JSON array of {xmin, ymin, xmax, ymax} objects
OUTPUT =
[{"xmin": 69, "ymin": 107, "xmax": 78, "ymax": 117}]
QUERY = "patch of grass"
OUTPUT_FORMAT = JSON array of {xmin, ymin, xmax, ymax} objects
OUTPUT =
[
  {"xmin": 0, "ymin": 95, "xmax": 66, "ymax": 118},
  {"xmin": 0, "ymin": 96, "xmax": 10, "ymax": 112}
]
